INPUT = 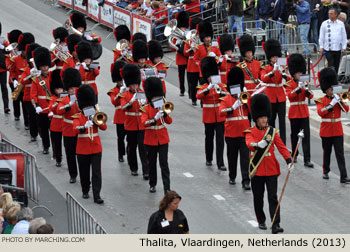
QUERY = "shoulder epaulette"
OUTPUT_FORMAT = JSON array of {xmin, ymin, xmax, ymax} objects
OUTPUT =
[
  {"xmin": 71, "ymin": 113, "xmax": 81, "ymax": 119},
  {"xmin": 260, "ymin": 62, "xmax": 264, "ymax": 66},
  {"xmin": 284, "ymin": 82, "xmax": 291, "ymax": 87},
  {"xmin": 314, "ymin": 97, "xmax": 323, "ymax": 103},
  {"xmin": 20, "ymin": 68, "xmax": 26, "ymax": 72},
  {"xmin": 10, "ymin": 57, "xmax": 15, "ymax": 62},
  {"xmin": 139, "ymin": 105, "xmax": 146, "ymax": 113},
  {"xmin": 112, "ymin": 48, "xmax": 117, "ymax": 52},
  {"xmin": 243, "ymin": 127, "xmax": 253, "ymax": 133},
  {"xmin": 162, "ymin": 63, "xmax": 169, "ymax": 69},
  {"xmin": 219, "ymin": 97, "xmax": 225, "ymax": 101},
  {"xmin": 196, "ymin": 85, "xmax": 204, "ymax": 89},
  {"xmin": 107, "ymin": 88, "xmax": 115, "ymax": 95},
  {"xmin": 222, "ymin": 84, "xmax": 227, "ymax": 88},
  {"xmin": 274, "ymin": 128, "xmax": 280, "ymax": 134}
]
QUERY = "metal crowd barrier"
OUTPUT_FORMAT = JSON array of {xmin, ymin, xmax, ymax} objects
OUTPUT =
[
  {"xmin": 66, "ymin": 192, "xmax": 107, "ymax": 234},
  {"xmin": 0, "ymin": 137, "xmax": 53, "ymax": 215}
]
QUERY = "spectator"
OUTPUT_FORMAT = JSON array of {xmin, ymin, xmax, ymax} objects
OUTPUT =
[
  {"xmin": 338, "ymin": 12, "xmax": 350, "ymax": 38},
  {"xmin": 115, "ymin": 0, "xmax": 132, "ymax": 8},
  {"xmin": 319, "ymin": 7, "xmax": 347, "ymax": 72},
  {"xmin": 11, "ymin": 207, "xmax": 33, "ymax": 234},
  {"xmin": 28, "ymin": 217, "xmax": 46, "ymax": 234},
  {"xmin": 152, "ymin": 1, "xmax": 169, "ymax": 41},
  {"xmin": 144, "ymin": 0, "xmax": 155, "ymax": 17},
  {"xmin": 183, "ymin": 0, "xmax": 201, "ymax": 17},
  {"xmin": 0, "ymin": 216, "xmax": 3, "ymax": 234},
  {"xmin": 294, "ymin": 0, "xmax": 311, "ymax": 56},
  {"xmin": 0, "ymin": 192, "xmax": 13, "ymax": 211},
  {"xmin": 321, "ymin": 0, "xmax": 335, "ymax": 21},
  {"xmin": 307, "ymin": 0, "xmax": 321, "ymax": 53},
  {"xmin": 273, "ymin": 0, "xmax": 288, "ymax": 54},
  {"xmin": 2, "ymin": 202, "xmax": 20, "ymax": 234},
  {"xmin": 256, "ymin": 0, "xmax": 274, "ymax": 29},
  {"xmin": 333, "ymin": 0, "xmax": 348, "ymax": 14},
  {"xmin": 37, "ymin": 224, "xmax": 55, "ymax": 234},
  {"xmin": 126, "ymin": 0, "xmax": 143, "ymax": 11},
  {"xmin": 336, "ymin": 12, "xmax": 350, "ymax": 80},
  {"xmin": 227, "ymin": 0, "xmax": 244, "ymax": 38}
]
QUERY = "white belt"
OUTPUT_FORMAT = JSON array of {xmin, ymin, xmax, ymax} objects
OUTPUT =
[
  {"xmin": 146, "ymin": 125, "xmax": 165, "ymax": 130},
  {"xmin": 38, "ymin": 96, "xmax": 47, "ymax": 99},
  {"xmin": 290, "ymin": 101, "xmax": 307, "ymax": 106},
  {"xmin": 53, "ymin": 115, "xmax": 63, "ymax": 119},
  {"xmin": 322, "ymin": 118, "xmax": 341, "ymax": 123},
  {"xmin": 78, "ymin": 133, "xmax": 99, "ymax": 138},
  {"xmin": 219, "ymin": 72, "xmax": 226, "ymax": 75},
  {"xmin": 115, "ymin": 105, "xmax": 122, "ymax": 110},
  {"xmin": 56, "ymin": 66, "xmax": 63, "ymax": 69},
  {"xmin": 226, "ymin": 116, "xmax": 248, "ymax": 121},
  {"xmin": 125, "ymin": 112, "xmax": 142, "ymax": 116},
  {"xmin": 25, "ymin": 84, "xmax": 31, "ymax": 87},
  {"xmin": 245, "ymin": 80, "xmax": 255, "ymax": 84},
  {"xmin": 265, "ymin": 83, "xmax": 284, "ymax": 87},
  {"xmin": 203, "ymin": 103, "xmax": 220, "ymax": 108},
  {"xmin": 63, "ymin": 118, "xmax": 73, "ymax": 124},
  {"xmin": 265, "ymin": 153, "xmax": 271, "ymax": 157},
  {"xmin": 84, "ymin": 80, "xmax": 95, "ymax": 84},
  {"xmin": 188, "ymin": 56, "xmax": 194, "ymax": 59}
]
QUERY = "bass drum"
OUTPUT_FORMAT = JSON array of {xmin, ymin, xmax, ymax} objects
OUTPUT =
[{"xmin": 84, "ymin": 39, "xmax": 103, "ymax": 60}]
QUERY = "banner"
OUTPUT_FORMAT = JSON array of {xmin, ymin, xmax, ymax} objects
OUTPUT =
[
  {"xmin": 100, "ymin": 1, "xmax": 114, "ymax": 28},
  {"xmin": 132, "ymin": 14, "xmax": 152, "ymax": 41},
  {"xmin": 58, "ymin": 0, "xmax": 73, "ymax": 9},
  {"xmin": 0, "ymin": 152, "xmax": 25, "ymax": 188},
  {"xmin": 113, "ymin": 6, "xmax": 132, "ymax": 30},
  {"xmin": 88, "ymin": 0, "xmax": 100, "ymax": 22},
  {"xmin": 74, "ymin": 0, "xmax": 88, "ymax": 14}
]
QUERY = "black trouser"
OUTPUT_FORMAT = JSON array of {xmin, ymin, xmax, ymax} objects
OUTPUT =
[
  {"xmin": 23, "ymin": 101, "xmax": 38, "ymax": 138},
  {"xmin": 37, "ymin": 113, "xmax": 50, "ymax": 149},
  {"xmin": 116, "ymin": 124, "xmax": 126, "ymax": 158},
  {"xmin": 50, "ymin": 131, "xmax": 62, "ymax": 163},
  {"xmin": 225, "ymin": 137, "xmax": 250, "ymax": 184},
  {"xmin": 270, "ymin": 101, "xmax": 286, "ymax": 144},
  {"xmin": 178, "ymin": 64, "xmax": 187, "ymax": 94},
  {"xmin": 0, "ymin": 71, "xmax": 9, "ymax": 111},
  {"xmin": 321, "ymin": 136, "xmax": 348, "ymax": 180},
  {"xmin": 77, "ymin": 152, "xmax": 102, "ymax": 199},
  {"xmin": 126, "ymin": 130, "xmax": 148, "ymax": 175},
  {"xmin": 147, "ymin": 144, "xmax": 170, "ymax": 193},
  {"xmin": 64, "ymin": 136, "xmax": 78, "ymax": 179},
  {"xmin": 204, "ymin": 122, "xmax": 225, "ymax": 168},
  {"xmin": 325, "ymin": 50, "xmax": 341, "ymax": 73},
  {"xmin": 187, "ymin": 71, "xmax": 199, "ymax": 103},
  {"xmin": 289, "ymin": 117, "xmax": 311, "ymax": 163},
  {"xmin": 9, "ymin": 84, "xmax": 28, "ymax": 124},
  {"xmin": 251, "ymin": 175, "xmax": 280, "ymax": 226}
]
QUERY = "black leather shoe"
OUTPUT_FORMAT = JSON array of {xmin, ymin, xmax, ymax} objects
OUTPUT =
[
  {"xmin": 229, "ymin": 179, "xmax": 236, "ymax": 185},
  {"xmin": 14, "ymin": 117, "xmax": 20, "ymax": 121},
  {"xmin": 323, "ymin": 173, "xmax": 329, "ymax": 180},
  {"xmin": 43, "ymin": 148, "xmax": 49, "ymax": 154},
  {"xmin": 242, "ymin": 183, "xmax": 251, "ymax": 190},
  {"xmin": 179, "ymin": 93, "xmax": 184, "ymax": 97},
  {"xmin": 56, "ymin": 162, "xmax": 62, "ymax": 167},
  {"xmin": 271, "ymin": 224, "xmax": 284, "ymax": 234},
  {"xmin": 25, "ymin": 126, "xmax": 30, "ymax": 130},
  {"xmin": 70, "ymin": 177, "xmax": 76, "ymax": 184},
  {"xmin": 304, "ymin": 161, "xmax": 314, "ymax": 168},
  {"xmin": 143, "ymin": 174, "xmax": 149, "ymax": 180},
  {"xmin": 4, "ymin": 108, "xmax": 10, "ymax": 114},
  {"xmin": 82, "ymin": 193, "xmax": 89, "ymax": 199},
  {"xmin": 118, "ymin": 156, "xmax": 124, "ymax": 162},
  {"xmin": 94, "ymin": 197, "xmax": 104, "ymax": 204},
  {"xmin": 206, "ymin": 161, "xmax": 212, "ymax": 166},
  {"xmin": 131, "ymin": 171, "xmax": 138, "ymax": 176},
  {"xmin": 218, "ymin": 166, "xmax": 227, "ymax": 171},
  {"xmin": 340, "ymin": 177, "xmax": 350, "ymax": 184},
  {"xmin": 149, "ymin": 186, "xmax": 156, "ymax": 193},
  {"xmin": 258, "ymin": 222, "xmax": 267, "ymax": 230},
  {"xmin": 192, "ymin": 101, "xmax": 197, "ymax": 106}
]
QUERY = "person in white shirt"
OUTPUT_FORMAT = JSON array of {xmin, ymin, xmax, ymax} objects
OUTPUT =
[{"xmin": 319, "ymin": 7, "xmax": 347, "ymax": 73}]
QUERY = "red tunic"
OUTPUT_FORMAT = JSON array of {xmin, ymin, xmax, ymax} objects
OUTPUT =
[
  {"xmin": 107, "ymin": 86, "xmax": 126, "ymax": 124},
  {"xmin": 141, "ymin": 104, "xmax": 172, "ymax": 146},
  {"xmin": 120, "ymin": 89, "xmax": 145, "ymax": 131},
  {"xmin": 237, "ymin": 60, "xmax": 263, "ymax": 95},
  {"xmin": 49, "ymin": 96, "xmax": 63, "ymax": 132},
  {"xmin": 285, "ymin": 79, "xmax": 313, "ymax": 119},
  {"xmin": 184, "ymin": 41, "xmax": 198, "ymax": 73},
  {"xmin": 315, "ymin": 96, "xmax": 349, "ymax": 137},
  {"xmin": 144, "ymin": 60, "xmax": 168, "ymax": 94},
  {"xmin": 153, "ymin": 8, "xmax": 168, "ymax": 25},
  {"xmin": 50, "ymin": 51, "xmax": 65, "ymax": 71},
  {"xmin": 244, "ymin": 126, "xmax": 291, "ymax": 176},
  {"xmin": 30, "ymin": 74, "xmax": 51, "ymax": 114},
  {"xmin": 219, "ymin": 57, "xmax": 239, "ymax": 84},
  {"xmin": 60, "ymin": 57, "xmax": 78, "ymax": 78},
  {"xmin": 0, "ymin": 40, "xmax": 10, "ymax": 73},
  {"xmin": 193, "ymin": 44, "xmax": 221, "ymax": 77},
  {"xmin": 78, "ymin": 64, "xmax": 99, "ymax": 95},
  {"xmin": 10, "ymin": 55, "xmax": 27, "ymax": 84},
  {"xmin": 56, "ymin": 95, "xmax": 80, "ymax": 137},
  {"xmin": 20, "ymin": 67, "xmax": 33, "ymax": 102},
  {"xmin": 260, "ymin": 64, "xmax": 286, "ymax": 103}
]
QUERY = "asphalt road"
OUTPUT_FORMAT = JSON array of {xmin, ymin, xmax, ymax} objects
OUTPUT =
[{"xmin": 0, "ymin": 0, "xmax": 349, "ymax": 234}]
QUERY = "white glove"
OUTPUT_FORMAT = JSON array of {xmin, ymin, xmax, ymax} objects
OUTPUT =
[
  {"xmin": 278, "ymin": 65, "xmax": 283, "ymax": 72},
  {"xmin": 0, "ymin": 44, "xmax": 5, "ymax": 50},
  {"xmin": 30, "ymin": 68, "xmax": 41, "ymax": 77},
  {"xmin": 69, "ymin": 100, "xmax": 75, "ymax": 106},
  {"xmin": 35, "ymin": 106, "xmax": 43, "ymax": 114},
  {"xmin": 119, "ymin": 86, "xmax": 127, "ymax": 93},
  {"xmin": 154, "ymin": 111, "xmax": 164, "ymax": 120},
  {"xmin": 130, "ymin": 93, "xmax": 137, "ymax": 103},
  {"xmin": 273, "ymin": 64, "xmax": 279, "ymax": 71},
  {"xmin": 13, "ymin": 80, "xmax": 19, "ymax": 88},
  {"xmin": 224, "ymin": 54, "xmax": 229, "ymax": 60},
  {"xmin": 298, "ymin": 81, "xmax": 303, "ymax": 88},
  {"xmin": 219, "ymin": 55, "xmax": 224, "ymax": 63},
  {"xmin": 208, "ymin": 52, "xmax": 216, "ymax": 57},
  {"xmin": 82, "ymin": 62, "xmax": 89, "ymax": 70},
  {"xmin": 257, "ymin": 139, "xmax": 268, "ymax": 149},
  {"xmin": 84, "ymin": 34, "xmax": 93, "ymax": 41},
  {"xmin": 330, "ymin": 97, "xmax": 338, "ymax": 106},
  {"xmin": 334, "ymin": 94, "xmax": 340, "ymax": 101},
  {"xmin": 84, "ymin": 120, "xmax": 94, "ymax": 128},
  {"xmin": 232, "ymin": 99, "xmax": 242, "ymax": 110},
  {"xmin": 207, "ymin": 83, "xmax": 215, "ymax": 90},
  {"xmin": 288, "ymin": 163, "xmax": 294, "ymax": 173},
  {"xmin": 48, "ymin": 112, "xmax": 54, "ymax": 117}
]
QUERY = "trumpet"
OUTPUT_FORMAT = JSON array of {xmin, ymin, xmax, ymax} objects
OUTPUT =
[
  {"xmin": 164, "ymin": 19, "xmax": 185, "ymax": 51},
  {"xmin": 239, "ymin": 92, "xmax": 251, "ymax": 104},
  {"xmin": 50, "ymin": 39, "xmax": 72, "ymax": 63}
]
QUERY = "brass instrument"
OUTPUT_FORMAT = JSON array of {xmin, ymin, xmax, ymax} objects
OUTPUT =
[
  {"xmin": 116, "ymin": 39, "xmax": 133, "ymax": 62},
  {"xmin": 239, "ymin": 92, "xmax": 251, "ymax": 104},
  {"xmin": 93, "ymin": 104, "xmax": 108, "ymax": 126},
  {"xmin": 5, "ymin": 43, "xmax": 20, "ymax": 57},
  {"xmin": 11, "ymin": 82, "xmax": 24, "ymax": 101},
  {"xmin": 30, "ymin": 58, "xmax": 52, "ymax": 100},
  {"xmin": 185, "ymin": 29, "xmax": 199, "ymax": 53},
  {"xmin": 340, "ymin": 92, "xmax": 349, "ymax": 103},
  {"xmin": 50, "ymin": 39, "xmax": 72, "ymax": 63},
  {"xmin": 63, "ymin": 19, "xmax": 83, "ymax": 36},
  {"xmin": 162, "ymin": 98, "xmax": 174, "ymax": 114},
  {"xmin": 164, "ymin": 19, "xmax": 185, "ymax": 51}
]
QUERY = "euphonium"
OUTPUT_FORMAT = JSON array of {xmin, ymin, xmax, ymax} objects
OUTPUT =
[
  {"xmin": 185, "ymin": 29, "xmax": 199, "ymax": 52},
  {"xmin": 5, "ymin": 43, "xmax": 19, "ymax": 57},
  {"xmin": 93, "ymin": 104, "xmax": 108, "ymax": 126},
  {"xmin": 162, "ymin": 98, "xmax": 174, "ymax": 114},
  {"xmin": 50, "ymin": 39, "xmax": 72, "ymax": 63},
  {"xmin": 164, "ymin": 19, "xmax": 185, "ymax": 51},
  {"xmin": 239, "ymin": 92, "xmax": 251, "ymax": 104},
  {"xmin": 116, "ymin": 39, "xmax": 133, "ymax": 62}
]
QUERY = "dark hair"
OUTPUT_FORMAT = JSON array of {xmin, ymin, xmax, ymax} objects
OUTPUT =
[
  {"xmin": 329, "ymin": 7, "xmax": 340, "ymax": 16},
  {"xmin": 158, "ymin": 191, "xmax": 182, "ymax": 211},
  {"xmin": 37, "ymin": 224, "xmax": 54, "ymax": 234}
]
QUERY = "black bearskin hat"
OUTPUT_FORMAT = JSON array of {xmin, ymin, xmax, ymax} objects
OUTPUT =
[
  {"xmin": 122, "ymin": 63, "xmax": 141, "ymax": 86},
  {"xmin": 176, "ymin": 11, "xmax": 189, "ymax": 29},
  {"xmin": 77, "ymin": 84, "xmax": 96, "ymax": 110},
  {"xmin": 50, "ymin": 69, "xmax": 64, "ymax": 94},
  {"xmin": 238, "ymin": 34, "xmax": 255, "ymax": 57},
  {"xmin": 218, "ymin": 34, "xmax": 235, "ymax": 55},
  {"xmin": 25, "ymin": 43, "xmax": 41, "ymax": 65},
  {"xmin": 62, "ymin": 67, "xmax": 82, "ymax": 90},
  {"xmin": 114, "ymin": 25, "xmax": 131, "ymax": 42},
  {"xmin": 227, "ymin": 67, "xmax": 245, "ymax": 91},
  {"xmin": 148, "ymin": 40, "xmax": 163, "ymax": 62},
  {"xmin": 145, "ymin": 77, "xmax": 164, "ymax": 103},
  {"xmin": 111, "ymin": 60, "xmax": 127, "ymax": 83},
  {"xmin": 70, "ymin": 12, "xmax": 87, "ymax": 30},
  {"xmin": 264, "ymin": 39, "xmax": 282, "ymax": 60},
  {"xmin": 33, "ymin": 47, "xmax": 51, "ymax": 68},
  {"xmin": 8, "ymin": 29, "xmax": 22, "ymax": 44},
  {"xmin": 52, "ymin": 27, "xmax": 69, "ymax": 43},
  {"xmin": 17, "ymin": 32, "xmax": 35, "ymax": 51},
  {"xmin": 251, "ymin": 94, "xmax": 272, "ymax": 123},
  {"xmin": 198, "ymin": 21, "xmax": 213, "ymax": 42},
  {"xmin": 201, "ymin": 57, "xmax": 219, "ymax": 79},
  {"xmin": 66, "ymin": 34, "xmax": 82, "ymax": 54},
  {"xmin": 288, "ymin": 53, "xmax": 306, "ymax": 77},
  {"xmin": 76, "ymin": 41, "xmax": 92, "ymax": 62},
  {"xmin": 131, "ymin": 33, "xmax": 147, "ymax": 44},
  {"xmin": 320, "ymin": 67, "xmax": 338, "ymax": 93},
  {"xmin": 190, "ymin": 17, "xmax": 201, "ymax": 30},
  {"xmin": 132, "ymin": 39, "xmax": 148, "ymax": 62}
]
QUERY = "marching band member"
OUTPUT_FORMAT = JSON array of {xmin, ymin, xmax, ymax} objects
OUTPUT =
[
  {"xmin": 132, "ymin": 39, "xmax": 149, "ymax": 70},
  {"xmin": 131, "ymin": 32, "xmax": 147, "ymax": 44},
  {"xmin": 196, "ymin": 57, "xmax": 227, "ymax": 170},
  {"xmin": 74, "ymin": 84, "xmax": 106, "ymax": 204},
  {"xmin": 237, "ymin": 34, "xmax": 264, "ymax": 95},
  {"xmin": 260, "ymin": 39, "xmax": 287, "ymax": 144},
  {"xmin": 184, "ymin": 17, "xmax": 201, "ymax": 106},
  {"xmin": 48, "ymin": 69, "xmax": 64, "ymax": 167},
  {"xmin": 70, "ymin": 12, "xmax": 102, "ymax": 43},
  {"xmin": 315, "ymin": 67, "xmax": 350, "ymax": 184},
  {"xmin": 219, "ymin": 67, "xmax": 250, "ymax": 189},
  {"xmin": 30, "ymin": 47, "xmax": 52, "ymax": 154},
  {"xmin": 244, "ymin": 94, "xmax": 292, "ymax": 234},
  {"xmin": 113, "ymin": 25, "xmax": 131, "ymax": 62},
  {"xmin": 50, "ymin": 27, "xmax": 69, "ymax": 72},
  {"xmin": 285, "ymin": 53, "xmax": 314, "ymax": 168},
  {"xmin": 142, "ymin": 77, "xmax": 172, "ymax": 194},
  {"xmin": 56, "ymin": 68, "xmax": 81, "ymax": 183},
  {"xmin": 120, "ymin": 64, "xmax": 149, "ymax": 179},
  {"xmin": 147, "ymin": 40, "xmax": 168, "ymax": 94},
  {"xmin": 217, "ymin": 34, "xmax": 239, "ymax": 84},
  {"xmin": 61, "ymin": 34, "xmax": 81, "ymax": 77},
  {"xmin": 107, "ymin": 60, "xmax": 127, "ymax": 162},
  {"xmin": 194, "ymin": 21, "xmax": 221, "ymax": 84},
  {"xmin": 0, "ymin": 22, "xmax": 10, "ymax": 114}
]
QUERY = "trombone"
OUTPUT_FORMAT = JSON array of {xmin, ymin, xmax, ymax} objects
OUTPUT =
[
  {"xmin": 160, "ymin": 98, "xmax": 174, "ymax": 125},
  {"xmin": 88, "ymin": 104, "xmax": 108, "ymax": 141},
  {"xmin": 164, "ymin": 19, "xmax": 185, "ymax": 51},
  {"xmin": 239, "ymin": 92, "xmax": 251, "ymax": 104}
]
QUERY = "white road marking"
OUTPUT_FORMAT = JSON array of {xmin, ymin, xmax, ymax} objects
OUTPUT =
[
  {"xmin": 183, "ymin": 172, "xmax": 194, "ymax": 178},
  {"xmin": 213, "ymin": 194, "xmax": 225, "ymax": 201},
  {"xmin": 248, "ymin": 220, "xmax": 259, "ymax": 228}
]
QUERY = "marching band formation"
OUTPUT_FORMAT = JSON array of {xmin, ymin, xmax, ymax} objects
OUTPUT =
[{"xmin": 0, "ymin": 9, "xmax": 350, "ymax": 234}]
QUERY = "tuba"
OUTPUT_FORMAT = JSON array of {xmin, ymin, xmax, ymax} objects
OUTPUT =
[{"xmin": 164, "ymin": 19, "xmax": 185, "ymax": 51}]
